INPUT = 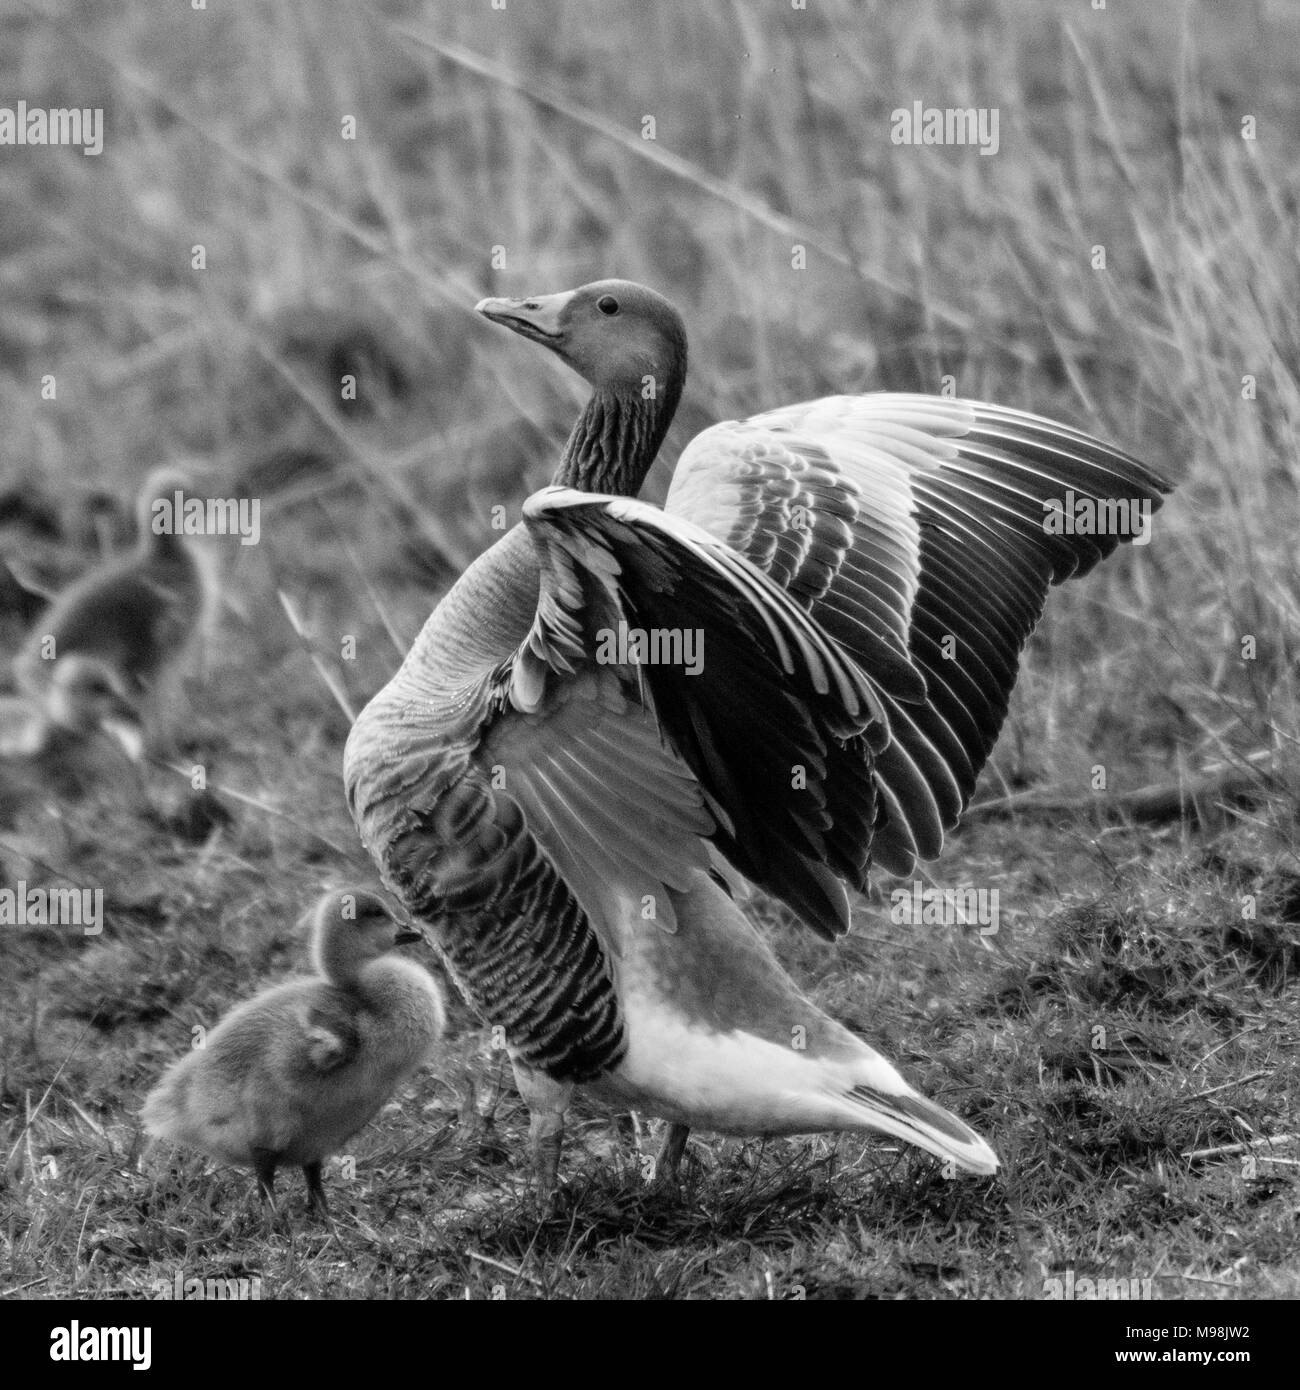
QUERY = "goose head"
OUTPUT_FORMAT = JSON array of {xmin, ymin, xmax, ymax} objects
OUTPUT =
[
  {"xmin": 476, "ymin": 279, "xmax": 687, "ymax": 494},
  {"xmin": 45, "ymin": 655, "xmax": 144, "ymax": 759},
  {"xmin": 310, "ymin": 886, "xmax": 423, "ymax": 985},
  {"xmin": 476, "ymin": 279, "xmax": 686, "ymax": 397}
]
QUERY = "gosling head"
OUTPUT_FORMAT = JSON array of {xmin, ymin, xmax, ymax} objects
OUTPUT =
[
  {"xmin": 45, "ymin": 655, "xmax": 145, "ymax": 760},
  {"xmin": 475, "ymin": 279, "xmax": 686, "ymax": 399},
  {"xmin": 309, "ymin": 886, "xmax": 423, "ymax": 986}
]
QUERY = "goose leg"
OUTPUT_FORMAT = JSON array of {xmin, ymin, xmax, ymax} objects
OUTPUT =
[
  {"xmin": 302, "ymin": 1161, "xmax": 328, "ymax": 1216},
  {"xmin": 656, "ymin": 1122, "xmax": 691, "ymax": 1183},
  {"xmin": 510, "ymin": 1060, "xmax": 573, "ymax": 1200},
  {"xmin": 529, "ymin": 1112, "xmax": 565, "ymax": 1198}
]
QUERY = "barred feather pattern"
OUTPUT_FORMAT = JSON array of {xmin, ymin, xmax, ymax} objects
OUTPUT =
[
  {"xmin": 383, "ymin": 787, "xmax": 627, "ymax": 1082},
  {"xmin": 344, "ymin": 526, "xmax": 627, "ymax": 1083}
]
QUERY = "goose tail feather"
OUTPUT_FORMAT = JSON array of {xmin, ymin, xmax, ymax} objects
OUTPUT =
[{"xmin": 840, "ymin": 1079, "xmax": 999, "ymax": 1176}]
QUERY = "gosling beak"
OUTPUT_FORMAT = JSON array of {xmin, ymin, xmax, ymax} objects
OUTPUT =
[
  {"xmin": 393, "ymin": 928, "xmax": 423, "ymax": 947},
  {"xmin": 475, "ymin": 289, "xmax": 574, "ymax": 344},
  {"xmin": 99, "ymin": 716, "xmax": 145, "ymax": 762}
]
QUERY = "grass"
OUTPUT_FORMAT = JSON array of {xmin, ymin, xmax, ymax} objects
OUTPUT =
[{"xmin": 1, "ymin": 0, "xmax": 1297, "ymax": 1299}]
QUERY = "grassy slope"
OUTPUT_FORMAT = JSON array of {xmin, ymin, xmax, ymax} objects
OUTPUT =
[{"xmin": 0, "ymin": 0, "xmax": 1296, "ymax": 1298}]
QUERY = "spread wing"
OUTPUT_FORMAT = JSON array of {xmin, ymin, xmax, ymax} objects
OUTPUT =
[
  {"xmin": 513, "ymin": 488, "xmax": 887, "ymax": 938},
  {"xmin": 667, "ymin": 394, "xmax": 1173, "ymax": 875},
  {"xmin": 346, "ymin": 496, "xmax": 888, "ymax": 1084}
]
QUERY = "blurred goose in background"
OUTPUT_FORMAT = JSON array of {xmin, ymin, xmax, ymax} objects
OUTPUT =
[
  {"xmin": 142, "ymin": 887, "xmax": 444, "ymax": 1214},
  {"xmin": 345, "ymin": 280, "xmax": 1173, "ymax": 1193},
  {"xmin": 11, "ymin": 466, "xmax": 215, "ymax": 754}
]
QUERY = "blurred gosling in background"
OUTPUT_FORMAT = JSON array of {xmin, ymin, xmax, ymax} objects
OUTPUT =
[
  {"xmin": 0, "ymin": 653, "xmax": 143, "ymax": 762},
  {"xmin": 12, "ymin": 466, "xmax": 217, "ymax": 755}
]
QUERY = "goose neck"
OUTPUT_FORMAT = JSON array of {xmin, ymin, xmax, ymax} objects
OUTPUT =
[{"xmin": 555, "ymin": 369, "xmax": 682, "ymax": 496}]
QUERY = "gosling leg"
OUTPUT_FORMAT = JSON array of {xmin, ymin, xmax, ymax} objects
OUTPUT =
[
  {"xmin": 251, "ymin": 1148, "xmax": 278, "ymax": 1209},
  {"xmin": 303, "ymin": 1161, "xmax": 328, "ymax": 1216}
]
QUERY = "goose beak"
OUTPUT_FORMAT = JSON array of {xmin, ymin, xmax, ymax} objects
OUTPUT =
[
  {"xmin": 475, "ymin": 290, "xmax": 574, "ymax": 344},
  {"xmin": 393, "ymin": 928, "xmax": 423, "ymax": 947}
]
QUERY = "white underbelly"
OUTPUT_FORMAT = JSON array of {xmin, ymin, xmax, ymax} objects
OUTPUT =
[{"xmin": 591, "ymin": 996, "xmax": 863, "ymax": 1135}]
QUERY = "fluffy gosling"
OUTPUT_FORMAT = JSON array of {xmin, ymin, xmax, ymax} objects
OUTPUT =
[
  {"xmin": 12, "ymin": 466, "xmax": 213, "ymax": 752},
  {"xmin": 142, "ymin": 887, "xmax": 445, "ymax": 1214},
  {"xmin": 0, "ymin": 654, "xmax": 144, "ymax": 762}
]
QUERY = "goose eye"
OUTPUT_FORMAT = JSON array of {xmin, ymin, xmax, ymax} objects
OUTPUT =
[{"xmin": 596, "ymin": 295, "xmax": 619, "ymax": 316}]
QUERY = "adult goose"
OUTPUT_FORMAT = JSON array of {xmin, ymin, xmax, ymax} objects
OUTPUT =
[{"xmin": 345, "ymin": 280, "xmax": 1171, "ymax": 1192}]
